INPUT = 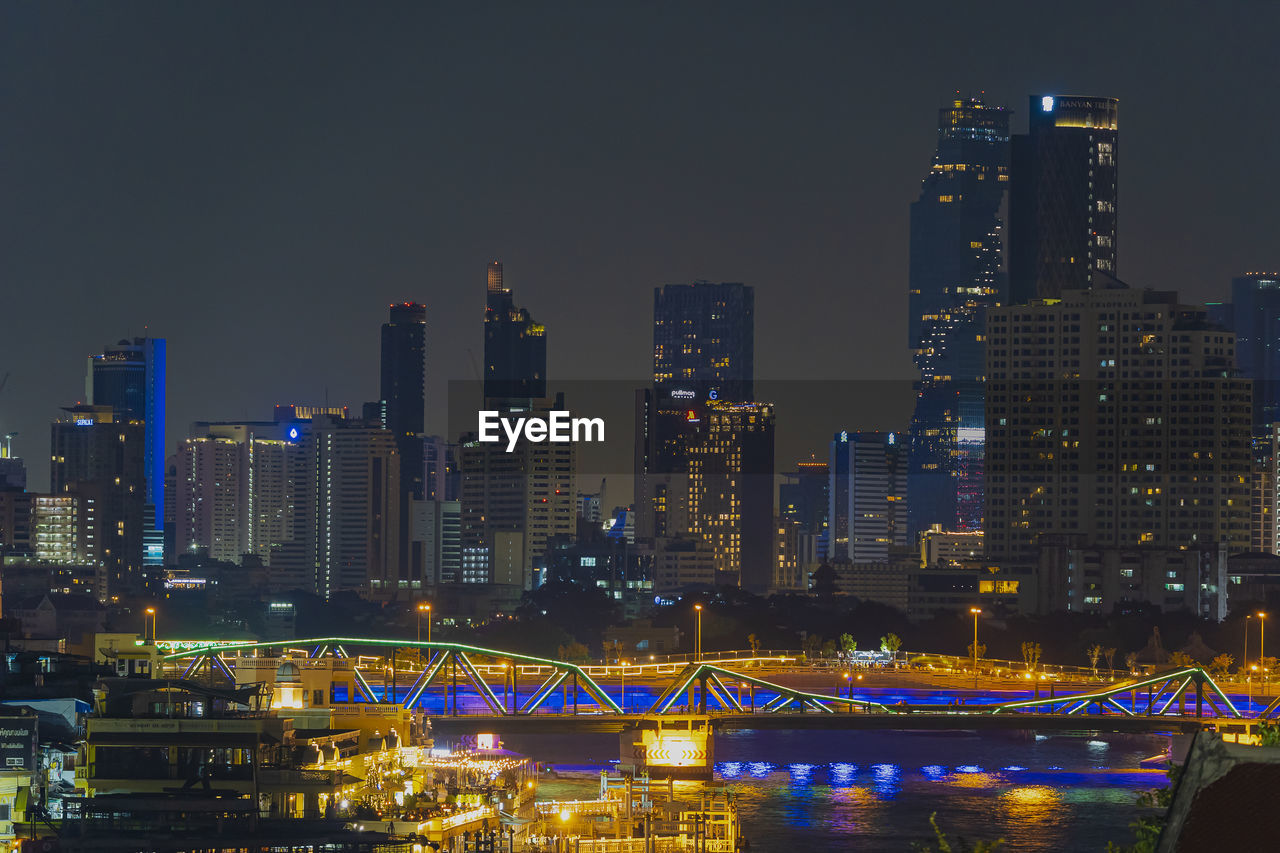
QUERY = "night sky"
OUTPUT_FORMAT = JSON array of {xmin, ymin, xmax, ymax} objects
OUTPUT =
[{"xmin": 3, "ymin": 1, "xmax": 1277, "ymax": 494}]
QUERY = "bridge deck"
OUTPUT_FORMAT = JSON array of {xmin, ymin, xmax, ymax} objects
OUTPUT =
[{"xmin": 427, "ymin": 711, "xmax": 1204, "ymax": 735}]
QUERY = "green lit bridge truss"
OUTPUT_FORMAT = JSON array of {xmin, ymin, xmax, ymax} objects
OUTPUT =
[
  {"xmin": 988, "ymin": 666, "xmax": 1242, "ymax": 719},
  {"xmin": 162, "ymin": 637, "xmax": 622, "ymax": 715},
  {"xmin": 161, "ymin": 640, "xmax": 1243, "ymax": 722},
  {"xmin": 647, "ymin": 662, "xmax": 896, "ymax": 715}
]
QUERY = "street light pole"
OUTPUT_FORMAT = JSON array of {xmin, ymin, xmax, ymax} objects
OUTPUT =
[
  {"xmin": 417, "ymin": 603, "xmax": 432, "ymax": 644},
  {"xmin": 969, "ymin": 608, "xmax": 982, "ymax": 689},
  {"xmin": 144, "ymin": 607, "xmax": 156, "ymax": 642},
  {"xmin": 694, "ymin": 604, "xmax": 703, "ymax": 663},
  {"xmin": 1245, "ymin": 615, "xmax": 1252, "ymax": 708},
  {"xmin": 1260, "ymin": 612, "xmax": 1268, "ymax": 697}
]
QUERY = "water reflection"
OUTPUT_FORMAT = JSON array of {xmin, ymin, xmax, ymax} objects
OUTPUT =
[
  {"xmin": 789, "ymin": 763, "xmax": 816, "ymax": 784},
  {"xmin": 871, "ymin": 763, "xmax": 901, "ymax": 799},
  {"xmin": 509, "ymin": 729, "xmax": 1170, "ymax": 853},
  {"xmin": 998, "ymin": 785, "xmax": 1067, "ymax": 841},
  {"xmin": 829, "ymin": 762, "xmax": 857, "ymax": 786}
]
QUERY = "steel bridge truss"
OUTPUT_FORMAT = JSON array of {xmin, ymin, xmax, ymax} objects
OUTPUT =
[
  {"xmin": 647, "ymin": 663, "xmax": 895, "ymax": 715},
  {"xmin": 990, "ymin": 666, "xmax": 1242, "ymax": 719},
  {"xmin": 162, "ymin": 637, "xmax": 622, "ymax": 715}
]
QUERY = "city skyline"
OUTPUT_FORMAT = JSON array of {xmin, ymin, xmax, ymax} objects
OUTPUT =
[{"xmin": 4, "ymin": 2, "xmax": 1278, "ymax": 495}]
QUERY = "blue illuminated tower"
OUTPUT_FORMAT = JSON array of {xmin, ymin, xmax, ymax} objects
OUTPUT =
[
  {"xmin": 88, "ymin": 336, "xmax": 166, "ymax": 566},
  {"xmin": 906, "ymin": 96, "xmax": 1009, "ymax": 536}
]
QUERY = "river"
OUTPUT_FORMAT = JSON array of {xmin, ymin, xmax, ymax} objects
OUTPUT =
[{"xmin": 499, "ymin": 729, "xmax": 1170, "ymax": 852}]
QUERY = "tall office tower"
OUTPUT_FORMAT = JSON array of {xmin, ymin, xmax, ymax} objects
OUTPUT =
[
  {"xmin": 907, "ymin": 96, "xmax": 1009, "ymax": 536},
  {"xmin": 637, "ymin": 282, "xmax": 757, "ymax": 543},
  {"xmin": 423, "ymin": 435, "xmax": 459, "ymax": 501},
  {"xmin": 984, "ymin": 288, "xmax": 1252, "ymax": 563},
  {"xmin": 459, "ymin": 396, "xmax": 576, "ymax": 588},
  {"xmin": 412, "ymin": 499, "xmax": 462, "ymax": 587},
  {"xmin": 483, "ymin": 262, "xmax": 547, "ymax": 409},
  {"xmin": 653, "ymin": 282, "xmax": 754, "ymax": 401},
  {"xmin": 779, "ymin": 458, "xmax": 829, "ymax": 540},
  {"xmin": 828, "ymin": 431, "xmax": 908, "ymax": 564},
  {"xmin": 1223, "ymin": 273, "xmax": 1280, "ymax": 434},
  {"xmin": 50, "ymin": 405, "xmax": 145, "ymax": 598},
  {"xmin": 1251, "ymin": 427, "xmax": 1280, "ymax": 555},
  {"xmin": 87, "ymin": 337, "xmax": 166, "ymax": 565},
  {"xmin": 308, "ymin": 416, "xmax": 403, "ymax": 600},
  {"xmin": 381, "ymin": 302, "xmax": 427, "ymax": 592},
  {"xmin": 173, "ymin": 436, "xmax": 245, "ymax": 563},
  {"xmin": 1009, "ymin": 95, "xmax": 1120, "ymax": 303},
  {"xmin": 684, "ymin": 401, "xmax": 775, "ymax": 591},
  {"xmin": 183, "ymin": 420, "xmax": 306, "ymax": 567}
]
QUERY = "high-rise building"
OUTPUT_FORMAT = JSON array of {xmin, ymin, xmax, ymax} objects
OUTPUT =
[
  {"xmin": 423, "ymin": 435, "xmax": 459, "ymax": 502},
  {"xmin": 1251, "ymin": 425, "xmax": 1280, "ymax": 556},
  {"xmin": 0, "ymin": 491, "xmax": 34, "ymax": 558},
  {"xmin": 653, "ymin": 282, "xmax": 754, "ymax": 402},
  {"xmin": 311, "ymin": 417, "xmax": 402, "ymax": 600},
  {"xmin": 459, "ymin": 395, "xmax": 576, "ymax": 590},
  {"xmin": 685, "ymin": 401, "xmax": 775, "ymax": 591},
  {"xmin": 31, "ymin": 494, "xmax": 98, "ymax": 566},
  {"xmin": 984, "ymin": 288, "xmax": 1252, "ymax": 563},
  {"xmin": 779, "ymin": 459, "xmax": 828, "ymax": 543},
  {"xmin": 1221, "ymin": 273, "xmax": 1280, "ymax": 434},
  {"xmin": 828, "ymin": 431, "xmax": 908, "ymax": 564},
  {"xmin": 173, "ymin": 436, "xmax": 244, "ymax": 563},
  {"xmin": 381, "ymin": 302, "xmax": 427, "ymax": 594},
  {"xmin": 182, "ymin": 420, "xmax": 306, "ymax": 568},
  {"xmin": 638, "ymin": 282, "xmax": 757, "ymax": 544},
  {"xmin": 483, "ymin": 262, "xmax": 546, "ymax": 408},
  {"xmin": 50, "ymin": 405, "xmax": 145, "ymax": 598},
  {"xmin": 87, "ymin": 337, "xmax": 165, "ymax": 564},
  {"xmin": 907, "ymin": 96, "xmax": 1010, "ymax": 537},
  {"xmin": 1009, "ymin": 95, "xmax": 1120, "ymax": 303},
  {"xmin": 412, "ymin": 499, "xmax": 462, "ymax": 587},
  {"xmin": 0, "ymin": 438, "xmax": 27, "ymax": 490}
]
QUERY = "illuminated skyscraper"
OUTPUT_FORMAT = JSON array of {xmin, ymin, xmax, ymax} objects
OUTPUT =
[
  {"xmin": 381, "ymin": 303, "xmax": 427, "ymax": 499},
  {"xmin": 459, "ymin": 395, "xmax": 576, "ymax": 588},
  {"xmin": 381, "ymin": 302, "xmax": 427, "ymax": 588},
  {"xmin": 906, "ymin": 96, "xmax": 1009, "ymax": 536},
  {"xmin": 87, "ymin": 336, "xmax": 165, "ymax": 564},
  {"xmin": 1223, "ymin": 273, "xmax": 1280, "ymax": 433},
  {"xmin": 1009, "ymin": 95, "xmax": 1119, "ymax": 303},
  {"xmin": 652, "ymin": 282, "xmax": 753, "ymax": 402},
  {"xmin": 50, "ymin": 405, "xmax": 145, "ymax": 598},
  {"xmin": 829, "ymin": 431, "xmax": 908, "ymax": 564},
  {"xmin": 984, "ymin": 288, "xmax": 1251, "ymax": 562},
  {"xmin": 638, "ymin": 282, "xmax": 757, "ymax": 543},
  {"xmin": 483, "ymin": 261, "xmax": 546, "ymax": 408},
  {"xmin": 685, "ymin": 401, "xmax": 775, "ymax": 592}
]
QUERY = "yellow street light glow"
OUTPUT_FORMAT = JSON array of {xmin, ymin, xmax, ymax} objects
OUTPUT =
[{"xmin": 559, "ymin": 809, "xmax": 571, "ymax": 822}]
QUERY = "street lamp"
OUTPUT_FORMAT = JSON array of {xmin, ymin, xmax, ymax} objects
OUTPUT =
[
  {"xmin": 1260, "ymin": 612, "xmax": 1268, "ymax": 697},
  {"xmin": 417, "ymin": 603, "xmax": 432, "ymax": 644},
  {"xmin": 144, "ymin": 607, "xmax": 156, "ymax": 642},
  {"xmin": 969, "ymin": 608, "xmax": 982, "ymax": 689},
  {"xmin": 694, "ymin": 604, "xmax": 703, "ymax": 663},
  {"xmin": 1245, "ymin": 614, "xmax": 1253, "ymax": 707},
  {"xmin": 559, "ymin": 808, "xmax": 571, "ymax": 852}
]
